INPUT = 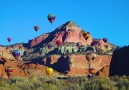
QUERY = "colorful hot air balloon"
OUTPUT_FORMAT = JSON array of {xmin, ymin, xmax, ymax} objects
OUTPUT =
[
  {"xmin": 34, "ymin": 26, "xmax": 39, "ymax": 32},
  {"xmin": 77, "ymin": 42, "xmax": 82, "ymax": 47},
  {"xmin": 56, "ymin": 40, "xmax": 62, "ymax": 46},
  {"xmin": 12, "ymin": 50, "xmax": 20, "ymax": 60},
  {"xmin": 92, "ymin": 53, "xmax": 96, "ymax": 60},
  {"xmin": 103, "ymin": 38, "xmax": 108, "ymax": 43},
  {"xmin": 89, "ymin": 68, "xmax": 96, "ymax": 74},
  {"xmin": 86, "ymin": 53, "xmax": 93, "ymax": 61},
  {"xmin": 48, "ymin": 14, "xmax": 56, "ymax": 23},
  {"xmin": 83, "ymin": 32, "xmax": 90, "ymax": 40},
  {"xmin": 5, "ymin": 66, "xmax": 13, "ymax": 77},
  {"xmin": 87, "ymin": 74, "xmax": 92, "ymax": 78},
  {"xmin": 47, "ymin": 44, "xmax": 53, "ymax": 49},
  {"xmin": 45, "ymin": 67, "xmax": 53, "ymax": 76},
  {"xmin": 7, "ymin": 37, "xmax": 12, "ymax": 42},
  {"xmin": 91, "ymin": 40, "xmax": 99, "ymax": 46}
]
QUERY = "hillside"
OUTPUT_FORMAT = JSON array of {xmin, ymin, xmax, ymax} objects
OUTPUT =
[{"xmin": 0, "ymin": 21, "xmax": 117, "ymax": 78}]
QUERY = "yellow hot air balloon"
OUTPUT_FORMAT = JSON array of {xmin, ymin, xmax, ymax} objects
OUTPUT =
[{"xmin": 45, "ymin": 67, "xmax": 53, "ymax": 76}]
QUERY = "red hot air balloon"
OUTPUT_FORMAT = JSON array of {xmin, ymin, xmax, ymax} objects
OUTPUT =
[
  {"xmin": 5, "ymin": 66, "xmax": 13, "ymax": 77},
  {"xmin": 56, "ymin": 40, "xmax": 62, "ymax": 46},
  {"xmin": 34, "ymin": 26, "xmax": 39, "ymax": 32},
  {"xmin": 103, "ymin": 38, "xmax": 108, "ymax": 43},
  {"xmin": 7, "ymin": 37, "xmax": 12, "ymax": 42},
  {"xmin": 48, "ymin": 14, "xmax": 56, "ymax": 23}
]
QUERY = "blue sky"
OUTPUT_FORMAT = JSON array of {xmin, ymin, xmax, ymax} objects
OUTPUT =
[{"xmin": 0, "ymin": 0, "xmax": 129, "ymax": 46}]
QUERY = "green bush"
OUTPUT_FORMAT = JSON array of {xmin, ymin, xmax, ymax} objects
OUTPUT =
[{"xmin": 1, "ymin": 75, "xmax": 129, "ymax": 90}]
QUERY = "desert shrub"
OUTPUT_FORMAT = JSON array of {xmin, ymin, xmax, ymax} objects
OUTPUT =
[
  {"xmin": 84, "ymin": 77, "xmax": 114, "ymax": 90},
  {"xmin": 1, "ymin": 75, "xmax": 129, "ymax": 90}
]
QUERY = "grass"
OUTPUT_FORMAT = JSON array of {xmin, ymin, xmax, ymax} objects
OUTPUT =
[{"xmin": 0, "ymin": 75, "xmax": 129, "ymax": 90}]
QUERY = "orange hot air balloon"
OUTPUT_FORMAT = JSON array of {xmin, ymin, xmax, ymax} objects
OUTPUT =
[
  {"xmin": 34, "ymin": 26, "xmax": 39, "ymax": 32},
  {"xmin": 83, "ymin": 32, "xmax": 90, "ymax": 40},
  {"xmin": 89, "ymin": 68, "xmax": 96, "ymax": 74}
]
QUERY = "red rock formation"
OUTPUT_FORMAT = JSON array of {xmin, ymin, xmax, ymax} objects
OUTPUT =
[
  {"xmin": 41, "ymin": 54, "xmax": 111, "ymax": 75},
  {"xmin": 28, "ymin": 34, "xmax": 50, "ymax": 48},
  {"xmin": 28, "ymin": 21, "xmax": 93, "ymax": 48},
  {"xmin": 96, "ymin": 66, "xmax": 110, "ymax": 76},
  {"xmin": 0, "ymin": 57, "xmax": 27, "ymax": 78}
]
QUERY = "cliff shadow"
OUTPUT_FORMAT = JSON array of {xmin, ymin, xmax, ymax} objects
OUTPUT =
[
  {"xmin": 109, "ymin": 46, "xmax": 129, "ymax": 76},
  {"xmin": 46, "ymin": 55, "xmax": 70, "ymax": 74},
  {"xmin": 0, "ymin": 58, "xmax": 7, "ymax": 65}
]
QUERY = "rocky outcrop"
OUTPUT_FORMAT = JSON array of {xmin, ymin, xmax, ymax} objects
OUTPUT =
[
  {"xmin": 36, "ymin": 54, "xmax": 111, "ymax": 75},
  {"xmin": 28, "ymin": 21, "xmax": 93, "ymax": 48},
  {"xmin": 0, "ymin": 57, "xmax": 27, "ymax": 78},
  {"xmin": 96, "ymin": 65, "xmax": 109, "ymax": 76},
  {"xmin": 109, "ymin": 46, "xmax": 129, "ymax": 76},
  {"xmin": 0, "ymin": 44, "xmax": 25, "ymax": 61}
]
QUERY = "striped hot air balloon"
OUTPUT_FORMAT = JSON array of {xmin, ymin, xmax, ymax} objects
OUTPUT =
[
  {"xmin": 5, "ymin": 66, "xmax": 13, "ymax": 77},
  {"xmin": 83, "ymin": 32, "xmax": 90, "ymax": 40},
  {"xmin": 47, "ymin": 14, "xmax": 56, "ymax": 23}
]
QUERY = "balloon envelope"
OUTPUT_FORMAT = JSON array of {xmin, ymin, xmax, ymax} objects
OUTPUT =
[
  {"xmin": 77, "ymin": 42, "xmax": 82, "ymax": 47},
  {"xmin": 47, "ymin": 44, "xmax": 53, "ymax": 49},
  {"xmin": 46, "ymin": 67, "xmax": 53, "ymax": 76},
  {"xmin": 5, "ymin": 66, "xmax": 13, "ymax": 76},
  {"xmin": 103, "ymin": 38, "xmax": 108, "ymax": 43},
  {"xmin": 56, "ymin": 40, "xmax": 62, "ymax": 46},
  {"xmin": 48, "ymin": 14, "xmax": 56, "ymax": 23},
  {"xmin": 83, "ymin": 32, "xmax": 90, "ymax": 40},
  {"xmin": 34, "ymin": 26, "xmax": 39, "ymax": 31},
  {"xmin": 89, "ymin": 68, "xmax": 96, "ymax": 74},
  {"xmin": 12, "ymin": 50, "xmax": 20, "ymax": 59},
  {"xmin": 7, "ymin": 37, "xmax": 12, "ymax": 42}
]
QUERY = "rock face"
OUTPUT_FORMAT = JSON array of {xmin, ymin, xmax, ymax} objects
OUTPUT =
[
  {"xmin": 0, "ymin": 44, "xmax": 25, "ymax": 61},
  {"xmin": 96, "ymin": 66, "xmax": 110, "ymax": 76},
  {"xmin": 0, "ymin": 57, "xmax": 27, "ymax": 78},
  {"xmin": 109, "ymin": 46, "xmax": 129, "ymax": 76},
  {"xmin": 36, "ymin": 54, "xmax": 111, "ymax": 75},
  {"xmin": 28, "ymin": 21, "xmax": 93, "ymax": 48}
]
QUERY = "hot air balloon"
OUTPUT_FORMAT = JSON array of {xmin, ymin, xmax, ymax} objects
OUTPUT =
[
  {"xmin": 7, "ymin": 37, "xmax": 12, "ymax": 42},
  {"xmin": 92, "ymin": 53, "xmax": 96, "ymax": 60},
  {"xmin": 87, "ymin": 74, "xmax": 92, "ymax": 78},
  {"xmin": 45, "ymin": 67, "xmax": 53, "ymax": 76},
  {"xmin": 91, "ymin": 40, "xmax": 99, "ymax": 46},
  {"xmin": 83, "ymin": 32, "xmax": 90, "ymax": 40},
  {"xmin": 47, "ymin": 44, "xmax": 53, "ymax": 49},
  {"xmin": 12, "ymin": 50, "xmax": 20, "ymax": 60},
  {"xmin": 34, "ymin": 26, "xmax": 39, "ymax": 32},
  {"xmin": 48, "ymin": 14, "xmax": 56, "ymax": 23},
  {"xmin": 5, "ymin": 66, "xmax": 13, "ymax": 77},
  {"xmin": 89, "ymin": 68, "xmax": 96, "ymax": 74},
  {"xmin": 56, "ymin": 40, "xmax": 62, "ymax": 46},
  {"xmin": 86, "ymin": 53, "xmax": 93, "ymax": 61},
  {"xmin": 103, "ymin": 38, "xmax": 108, "ymax": 43},
  {"xmin": 77, "ymin": 42, "xmax": 82, "ymax": 47}
]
